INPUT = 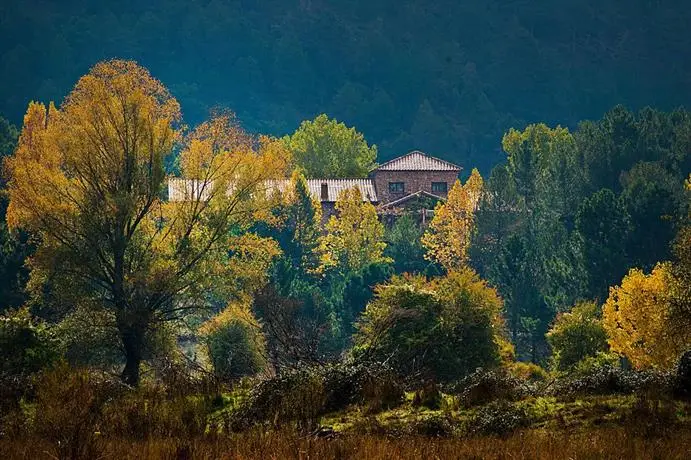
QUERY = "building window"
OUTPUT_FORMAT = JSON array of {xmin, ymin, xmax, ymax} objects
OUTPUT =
[
  {"xmin": 389, "ymin": 182, "xmax": 405, "ymax": 193},
  {"xmin": 432, "ymin": 182, "xmax": 448, "ymax": 193}
]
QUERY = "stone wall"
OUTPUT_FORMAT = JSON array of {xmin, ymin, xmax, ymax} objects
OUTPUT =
[{"xmin": 371, "ymin": 170, "xmax": 460, "ymax": 204}]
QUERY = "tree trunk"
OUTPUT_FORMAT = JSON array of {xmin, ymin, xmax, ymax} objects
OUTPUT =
[{"xmin": 119, "ymin": 320, "xmax": 146, "ymax": 386}]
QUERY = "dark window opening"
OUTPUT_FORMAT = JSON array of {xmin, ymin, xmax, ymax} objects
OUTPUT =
[
  {"xmin": 432, "ymin": 182, "xmax": 448, "ymax": 193},
  {"xmin": 389, "ymin": 182, "xmax": 405, "ymax": 193}
]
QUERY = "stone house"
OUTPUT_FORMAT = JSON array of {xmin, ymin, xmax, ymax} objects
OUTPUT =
[
  {"xmin": 313, "ymin": 150, "xmax": 462, "ymax": 221},
  {"xmin": 168, "ymin": 150, "xmax": 462, "ymax": 222}
]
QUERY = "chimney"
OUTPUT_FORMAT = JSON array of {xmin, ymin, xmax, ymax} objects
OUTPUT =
[{"xmin": 320, "ymin": 182, "xmax": 329, "ymax": 201}]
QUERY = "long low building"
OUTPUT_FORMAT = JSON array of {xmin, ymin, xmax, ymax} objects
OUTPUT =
[{"xmin": 169, "ymin": 150, "xmax": 462, "ymax": 220}]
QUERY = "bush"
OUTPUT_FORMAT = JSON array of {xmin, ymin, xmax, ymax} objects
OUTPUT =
[
  {"xmin": 0, "ymin": 308, "xmax": 59, "ymax": 408},
  {"xmin": 546, "ymin": 301, "xmax": 608, "ymax": 372},
  {"xmin": 228, "ymin": 360, "xmax": 403, "ymax": 431},
  {"xmin": 447, "ymin": 368, "xmax": 531, "ymax": 408},
  {"xmin": 469, "ymin": 400, "xmax": 531, "ymax": 437},
  {"xmin": 549, "ymin": 363, "xmax": 674, "ymax": 397},
  {"xmin": 412, "ymin": 382, "xmax": 443, "ymax": 410},
  {"xmin": 507, "ymin": 361, "xmax": 549, "ymax": 382},
  {"xmin": 0, "ymin": 307, "xmax": 59, "ymax": 378},
  {"xmin": 355, "ymin": 270, "xmax": 504, "ymax": 384},
  {"xmin": 200, "ymin": 304, "xmax": 267, "ymax": 382}
]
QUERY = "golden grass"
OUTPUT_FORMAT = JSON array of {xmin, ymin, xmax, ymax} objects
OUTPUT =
[{"xmin": 2, "ymin": 427, "xmax": 691, "ymax": 460}]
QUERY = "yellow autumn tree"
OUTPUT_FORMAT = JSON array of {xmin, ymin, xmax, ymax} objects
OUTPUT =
[
  {"xmin": 318, "ymin": 187, "xmax": 390, "ymax": 273},
  {"xmin": 603, "ymin": 263, "xmax": 690, "ymax": 370},
  {"xmin": 421, "ymin": 168, "xmax": 483, "ymax": 270},
  {"xmin": 4, "ymin": 60, "xmax": 286, "ymax": 385}
]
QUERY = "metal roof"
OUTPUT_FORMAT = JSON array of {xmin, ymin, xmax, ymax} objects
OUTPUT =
[
  {"xmin": 374, "ymin": 150, "xmax": 461, "ymax": 172},
  {"xmin": 267, "ymin": 179, "xmax": 377, "ymax": 202},
  {"xmin": 169, "ymin": 178, "xmax": 377, "ymax": 203}
]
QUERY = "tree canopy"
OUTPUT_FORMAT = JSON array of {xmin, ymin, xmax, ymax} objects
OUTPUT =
[
  {"xmin": 3, "ymin": 60, "xmax": 287, "ymax": 385},
  {"xmin": 283, "ymin": 114, "xmax": 377, "ymax": 178}
]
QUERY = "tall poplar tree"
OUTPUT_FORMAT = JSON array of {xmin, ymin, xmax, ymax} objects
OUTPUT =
[{"xmin": 4, "ymin": 60, "xmax": 287, "ymax": 385}]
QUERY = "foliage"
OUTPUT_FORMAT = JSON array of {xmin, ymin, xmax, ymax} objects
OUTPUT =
[
  {"xmin": 549, "ymin": 364, "xmax": 674, "ymax": 398},
  {"xmin": 252, "ymin": 285, "xmax": 333, "ymax": 369},
  {"xmin": 621, "ymin": 161, "xmax": 687, "ymax": 269},
  {"xmin": 448, "ymin": 368, "xmax": 532, "ymax": 408},
  {"xmin": 228, "ymin": 360, "xmax": 403, "ymax": 431},
  {"xmin": 200, "ymin": 303, "xmax": 267, "ymax": 382},
  {"xmin": 0, "ymin": 307, "xmax": 58, "ymax": 380},
  {"xmin": 319, "ymin": 187, "xmax": 391, "ymax": 273},
  {"xmin": 575, "ymin": 189, "xmax": 631, "ymax": 299},
  {"xmin": 474, "ymin": 109, "xmax": 690, "ymax": 362},
  {"xmin": 470, "ymin": 400, "xmax": 531, "ymax": 437},
  {"xmin": 354, "ymin": 269, "xmax": 504, "ymax": 383},
  {"xmin": 0, "ymin": 114, "xmax": 29, "ymax": 312},
  {"xmin": 283, "ymin": 114, "xmax": 377, "ymax": 178},
  {"xmin": 421, "ymin": 169, "xmax": 483, "ymax": 270},
  {"xmin": 3, "ymin": 60, "xmax": 287, "ymax": 385},
  {"xmin": 0, "ymin": 115, "xmax": 18, "ymax": 157},
  {"xmin": 507, "ymin": 361, "xmax": 549, "ymax": 382},
  {"xmin": 603, "ymin": 264, "xmax": 690, "ymax": 370},
  {"xmin": 546, "ymin": 301, "xmax": 609, "ymax": 372},
  {"xmin": 384, "ymin": 213, "xmax": 429, "ymax": 274}
]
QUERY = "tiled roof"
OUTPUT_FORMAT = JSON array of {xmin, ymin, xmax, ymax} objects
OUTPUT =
[
  {"xmin": 374, "ymin": 150, "xmax": 461, "ymax": 171},
  {"xmin": 169, "ymin": 178, "xmax": 377, "ymax": 203}
]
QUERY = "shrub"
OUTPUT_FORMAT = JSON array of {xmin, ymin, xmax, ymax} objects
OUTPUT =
[
  {"xmin": 200, "ymin": 304, "xmax": 267, "ymax": 382},
  {"xmin": 0, "ymin": 307, "xmax": 59, "ymax": 378},
  {"xmin": 549, "ymin": 363, "xmax": 674, "ymax": 397},
  {"xmin": 507, "ymin": 361, "xmax": 549, "ymax": 382},
  {"xmin": 447, "ymin": 368, "xmax": 531, "ymax": 408},
  {"xmin": 0, "ymin": 307, "xmax": 59, "ymax": 408},
  {"xmin": 546, "ymin": 301, "xmax": 608, "ymax": 372},
  {"xmin": 412, "ymin": 382, "xmax": 443, "ymax": 410},
  {"xmin": 469, "ymin": 400, "xmax": 531, "ymax": 437},
  {"xmin": 228, "ymin": 360, "xmax": 403, "ymax": 431},
  {"xmin": 355, "ymin": 269, "xmax": 504, "ymax": 384}
]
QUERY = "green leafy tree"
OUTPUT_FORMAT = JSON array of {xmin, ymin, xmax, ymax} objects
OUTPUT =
[
  {"xmin": 575, "ymin": 189, "xmax": 631, "ymax": 300},
  {"xmin": 384, "ymin": 214, "xmax": 429, "ymax": 274},
  {"xmin": 0, "ymin": 115, "xmax": 18, "ymax": 157},
  {"xmin": 622, "ymin": 161, "xmax": 687, "ymax": 270},
  {"xmin": 0, "ymin": 115, "xmax": 30, "ymax": 312},
  {"xmin": 283, "ymin": 114, "xmax": 377, "ymax": 178},
  {"xmin": 546, "ymin": 301, "xmax": 608, "ymax": 372},
  {"xmin": 355, "ymin": 269, "xmax": 505, "ymax": 383},
  {"xmin": 200, "ymin": 303, "xmax": 267, "ymax": 381}
]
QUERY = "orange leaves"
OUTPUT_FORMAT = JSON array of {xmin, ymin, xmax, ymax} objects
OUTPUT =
[{"xmin": 421, "ymin": 168, "xmax": 484, "ymax": 270}]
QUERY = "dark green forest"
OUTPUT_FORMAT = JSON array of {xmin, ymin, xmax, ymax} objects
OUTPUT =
[
  {"xmin": 2, "ymin": 0, "xmax": 691, "ymax": 171},
  {"xmin": 1, "ymin": 3, "xmax": 691, "ymax": 458}
]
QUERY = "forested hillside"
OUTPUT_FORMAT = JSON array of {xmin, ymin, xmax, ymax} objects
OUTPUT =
[{"xmin": 2, "ymin": 0, "xmax": 690, "ymax": 171}]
